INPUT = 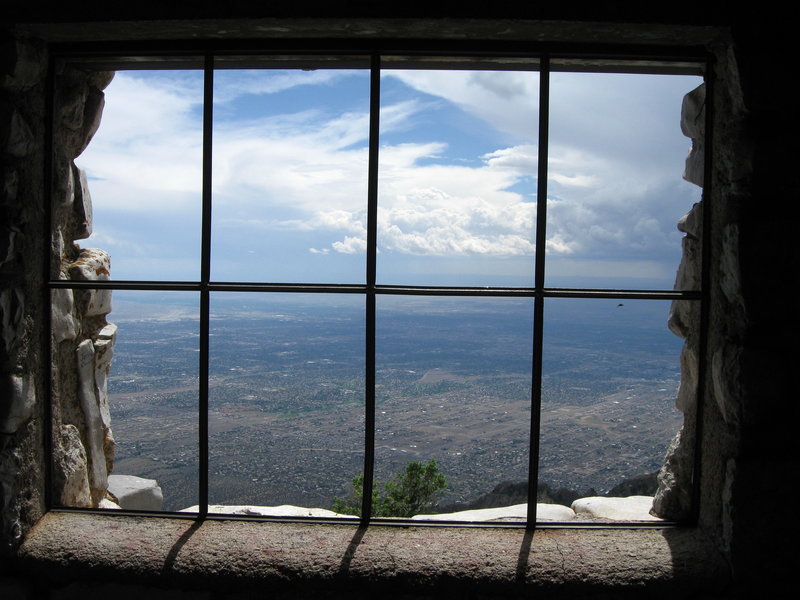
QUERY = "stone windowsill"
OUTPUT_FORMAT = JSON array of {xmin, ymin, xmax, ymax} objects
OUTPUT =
[{"xmin": 11, "ymin": 511, "xmax": 731, "ymax": 598}]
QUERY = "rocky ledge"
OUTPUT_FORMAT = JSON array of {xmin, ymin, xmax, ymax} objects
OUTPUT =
[{"xmin": 175, "ymin": 495, "xmax": 661, "ymax": 522}]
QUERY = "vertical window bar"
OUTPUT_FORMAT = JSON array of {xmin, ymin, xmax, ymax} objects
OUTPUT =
[
  {"xmin": 527, "ymin": 54, "xmax": 550, "ymax": 528},
  {"xmin": 690, "ymin": 55, "xmax": 714, "ymax": 525},
  {"xmin": 361, "ymin": 52, "xmax": 381, "ymax": 522},
  {"xmin": 198, "ymin": 53, "xmax": 215, "ymax": 519}
]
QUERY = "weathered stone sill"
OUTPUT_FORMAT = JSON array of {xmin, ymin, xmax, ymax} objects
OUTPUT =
[{"xmin": 9, "ymin": 512, "xmax": 731, "ymax": 599}]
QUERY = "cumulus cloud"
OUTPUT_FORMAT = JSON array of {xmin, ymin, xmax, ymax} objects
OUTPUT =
[
  {"xmin": 77, "ymin": 67, "xmax": 701, "ymax": 283},
  {"xmin": 332, "ymin": 236, "xmax": 368, "ymax": 254},
  {"xmin": 79, "ymin": 72, "xmax": 204, "ymax": 205}
]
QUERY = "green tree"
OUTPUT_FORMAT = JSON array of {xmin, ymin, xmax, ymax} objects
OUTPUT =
[
  {"xmin": 380, "ymin": 459, "xmax": 447, "ymax": 517},
  {"xmin": 332, "ymin": 460, "xmax": 447, "ymax": 518},
  {"xmin": 331, "ymin": 472, "xmax": 378, "ymax": 516}
]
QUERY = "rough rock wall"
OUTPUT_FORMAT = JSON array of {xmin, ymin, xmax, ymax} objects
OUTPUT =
[
  {"xmin": 651, "ymin": 83, "xmax": 705, "ymax": 520},
  {"xmin": 0, "ymin": 34, "xmax": 47, "ymax": 553},
  {"xmin": 1, "ymin": 32, "xmax": 116, "ymax": 554},
  {"xmin": 708, "ymin": 25, "xmax": 800, "ymax": 583},
  {"xmin": 50, "ymin": 65, "xmax": 116, "ymax": 508}
]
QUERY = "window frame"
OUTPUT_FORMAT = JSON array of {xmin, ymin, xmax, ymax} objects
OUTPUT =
[{"xmin": 46, "ymin": 39, "xmax": 710, "ymax": 529}]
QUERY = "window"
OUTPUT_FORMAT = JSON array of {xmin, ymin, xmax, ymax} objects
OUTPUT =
[{"xmin": 48, "ymin": 44, "xmax": 705, "ymax": 526}]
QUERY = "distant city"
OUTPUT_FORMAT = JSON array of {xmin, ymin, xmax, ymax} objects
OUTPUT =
[{"xmin": 105, "ymin": 290, "xmax": 685, "ymax": 512}]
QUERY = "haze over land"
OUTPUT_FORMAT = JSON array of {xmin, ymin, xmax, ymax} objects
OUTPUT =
[{"xmin": 106, "ymin": 291, "xmax": 683, "ymax": 512}]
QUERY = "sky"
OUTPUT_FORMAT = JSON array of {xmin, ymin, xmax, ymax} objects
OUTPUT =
[{"xmin": 76, "ymin": 64, "xmax": 703, "ymax": 288}]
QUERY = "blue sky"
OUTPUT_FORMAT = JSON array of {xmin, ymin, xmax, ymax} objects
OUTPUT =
[{"xmin": 77, "ymin": 66, "xmax": 702, "ymax": 288}]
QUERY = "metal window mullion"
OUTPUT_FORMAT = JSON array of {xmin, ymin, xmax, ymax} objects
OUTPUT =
[
  {"xmin": 361, "ymin": 52, "xmax": 381, "ymax": 523},
  {"xmin": 45, "ymin": 278, "xmax": 701, "ymax": 301},
  {"xmin": 527, "ymin": 55, "xmax": 550, "ymax": 529},
  {"xmin": 197, "ymin": 53, "xmax": 215, "ymax": 519},
  {"xmin": 690, "ymin": 54, "xmax": 715, "ymax": 525}
]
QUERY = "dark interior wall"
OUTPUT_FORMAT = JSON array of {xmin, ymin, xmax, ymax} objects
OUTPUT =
[
  {"xmin": 2, "ymin": 4, "xmax": 797, "ymax": 596},
  {"xmin": 717, "ymin": 21, "xmax": 799, "ymax": 584}
]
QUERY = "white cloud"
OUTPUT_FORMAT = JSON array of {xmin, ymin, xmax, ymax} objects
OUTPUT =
[
  {"xmin": 213, "ymin": 69, "xmax": 351, "ymax": 104},
  {"xmin": 77, "ymin": 72, "xmax": 205, "ymax": 221},
  {"xmin": 384, "ymin": 70, "xmax": 539, "ymax": 143},
  {"xmin": 482, "ymin": 145, "xmax": 537, "ymax": 172},
  {"xmin": 77, "ymin": 67, "xmax": 701, "ymax": 283},
  {"xmin": 332, "ymin": 236, "xmax": 368, "ymax": 254}
]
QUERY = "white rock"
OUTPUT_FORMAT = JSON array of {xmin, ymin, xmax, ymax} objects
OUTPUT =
[
  {"xmin": 535, "ymin": 503, "xmax": 578, "ymax": 521},
  {"xmin": 712, "ymin": 342, "xmax": 743, "ymax": 426},
  {"xmin": 52, "ymin": 229, "xmax": 65, "ymax": 264},
  {"xmin": 72, "ymin": 166, "xmax": 92, "ymax": 240},
  {"xmin": 681, "ymin": 83, "xmax": 705, "ymax": 187},
  {"xmin": 59, "ymin": 156, "xmax": 75, "ymax": 207},
  {"xmin": 676, "ymin": 200, "xmax": 703, "ymax": 240},
  {"xmin": 92, "ymin": 326, "xmax": 117, "ymax": 430},
  {"xmin": 0, "ymin": 373, "xmax": 34, "ymax": 435},
  {"xmin": 76, "ymin": 339, "xmax": 107, "ymax": 504},
  {"xmin": 413, "ymin": 502, "xmax": 575, "ymax": 522},
  {"xmin": 107, "ymin": 475, "xmax": 163, "ymax": 511},
  {"xmin": 51, "ymin": 287, "xmax": 79, "ymax": 343},
  {"xmin": 571, "ymin": 496, "xmax": 662, "ymax": 521},
  {"xmin": 68, "ymin": 248, "xmax": 112, "ymax": 316},
  {"xmin": 177, "ymin": 502, "xmax": 576, "ymax": 522},
  {"xmin": 95, "ymin": 323, "xmax": 117, "ymax": 340},
  {"xmin": 676, "ymin": 343, "xmax": 698, "ymax": 412},
  {"xmin": 55, "ymin": 424, "xmax": 91, "ymax": 507},
  {"xmin": 652, "ymin": 428, "xmax": 693, "ymax": 520},
  {"xmin": 180, "ymin": 504, "xmax": 345, "ymax": 518}
]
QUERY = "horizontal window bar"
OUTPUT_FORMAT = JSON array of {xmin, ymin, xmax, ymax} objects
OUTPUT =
[
  {"xmin": 47, "ymin": 279, "xmax": 701, "ymax": 300},
  {"xmin": 541, "ymin": 288, "xmax": 702, "ymax": 300},
  {"xmin": 48, "ymin": 507, "xmax": 679, "ymax": 529}
]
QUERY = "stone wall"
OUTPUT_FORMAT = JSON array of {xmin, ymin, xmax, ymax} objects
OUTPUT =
[
  {"xmin": 1, "ymin": 34, "xmax": 47, "ymax": 553},
  {"xmin": 1, "ymin": 34, "xmax": 117, "ymax": 553},
  {"xmin": 49, "ymin": 65, "xmax": 117, "ymax": 509},
  {"xmin": 704, "ymin": 24, "xmax": 800, "ymax": 579},
  {"xmin": 651, "ymin": 83, "xmax": 705, "ymax": 521}
]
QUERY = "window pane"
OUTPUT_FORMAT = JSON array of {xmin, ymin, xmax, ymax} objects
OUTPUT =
[
  {"xmin": 373, "ymin": 296, "xmax": 532, "ymax": 521},
  {"xmin": 377, "ymin": 68, "xmax": 539, "ymax": 287},
  {"xmin": 80, "ymin": 290, "xmax": 199, "ymax": 511},
  {"xmin": 72, "ymin": 69, "xmax": 204, "ymax": 281},
  {"xmin": 211, "ymin": 68, "xmax": 370, "ymax": 284},
  {"xmin": 545, "ymin": 73, "xmax": 703, "ymax": 290},
  {"xmin": 539, "ymin": 298, "xmax": 685, "ymax": 521},
  {"xmin": 207, "ymin": 293, "xmax": 364, "ymax": 517}
]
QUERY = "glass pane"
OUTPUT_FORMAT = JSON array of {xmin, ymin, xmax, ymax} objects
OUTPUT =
[
  {"xmin": 374, "ymin": 296, "xmax": 532, "ymax": 521},
  {"xmin": 211, "ymin": 68, "xmax": 370, "ymax": 284},
  {"xmin": 50, "ymin": 289, "xmax": 200, "ymax": 511},
  {"xmin": 377, "ymin": 68, "xmax": 539, "ymax": 287},
  {"xmin": 546, "ymin": 72, "xmax": 703, "ymax": 290},
  {"xmin": 539, "ymin": 298, "xmax": 685, "ymax": 522},
  {"xmin": 207, "ymin": 293, "xmax": 364, "ymax": 517},
  {"xmin": 71, "ymin": 69, "xmax": 204, "ymax": 280}
]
